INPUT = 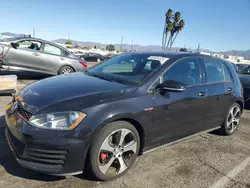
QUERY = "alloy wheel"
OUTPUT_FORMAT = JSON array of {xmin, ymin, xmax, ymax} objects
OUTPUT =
[
  {"xmin": 61, "ymin": 68, "xmax": 72, "ymax": 74},
  {"xmin": 98, "ymin": 128, "xmax": 137, "ymax": 176},
  {"xmin": 226, "ymin": 106, "xmax": 241, "ymax": 133}
]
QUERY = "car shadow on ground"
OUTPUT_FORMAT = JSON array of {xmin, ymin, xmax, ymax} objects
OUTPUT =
[
  {"xmin": 244, "ymin": 103, "xmax": 250, "ymax": 110},
  {"xmin": 0, "ymin": 115, "xmax": 64, "ymax": 182},
  {"xmin": 0, "ymin": 71, "xmax": 51, "ymax": 80}
]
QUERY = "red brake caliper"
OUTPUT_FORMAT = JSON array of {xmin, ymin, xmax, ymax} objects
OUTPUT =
[{"xmin": 100, "ymin": 152, "xmax": 108, "ymax": 161}]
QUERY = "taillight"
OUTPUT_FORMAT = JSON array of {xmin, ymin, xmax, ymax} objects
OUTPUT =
[
  {"xmin": 0, "ymin": 56, "xmax": 3, "ymax": 61},
  {"xmin": 80, "ymin": 61, "xmax": 87, "ymax": 68}
]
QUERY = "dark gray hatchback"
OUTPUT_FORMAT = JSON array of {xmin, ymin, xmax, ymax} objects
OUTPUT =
[{"xmin": 5, "ymin": 52, "xmax": 243, "ymax": 180}]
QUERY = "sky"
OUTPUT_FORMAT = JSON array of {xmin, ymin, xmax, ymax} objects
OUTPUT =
[{"xmin": 0, "ymin": 0, "xmax": 250, "ymax": 51}]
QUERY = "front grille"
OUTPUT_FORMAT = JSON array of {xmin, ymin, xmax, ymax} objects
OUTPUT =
[
  {"xmin": 8, "ymin": 129, "xmax": 25, "ymax": 156},
  {"xmin": 24, "ymin": 148, "xmax": 68, "ymax": 165},
  {"xmin": 16, "ymin": 106, "xmax": 32, "ymax": 121}
]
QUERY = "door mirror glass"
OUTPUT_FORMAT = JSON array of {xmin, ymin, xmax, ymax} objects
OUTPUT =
[
  {"xmin": 156, "ymin": 80, "xmax": 186, "ymax": 92},
  {"xmin": 11, "ymin": 42, "xmax": 18, "ymax": 49}
]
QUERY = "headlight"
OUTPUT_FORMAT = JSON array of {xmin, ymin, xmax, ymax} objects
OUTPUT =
[{"xmin": 28, "ymin": 112, "xmax": 86, "ymax": 130}]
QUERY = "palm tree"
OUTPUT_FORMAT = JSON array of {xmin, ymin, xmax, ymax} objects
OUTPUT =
[
  {"xmin": 164, "ymin": 22, "xmax": 173, "ymax": 51},
  {"xmin": 169, "ymin": 19, "xmax": 185, "ymax": 50},
  {"xmin": 167, "ymin": 12, "xmax": 181, "ymax": 51},
  {"xmin": 161, "ymin": 9, "xmax": 185, "ymax": 51},
  {"xmin": 162, "ymin": 9, "xmax": 172, "ymax": 50}
]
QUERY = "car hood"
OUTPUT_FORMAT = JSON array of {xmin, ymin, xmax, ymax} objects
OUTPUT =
[
  {"xmin": 238, "ymin": 74, "xmax": 250, "ymax": 87},
  {"xmin": 19, "ymin": 73, "xmax": 134, "ymax": 113}
]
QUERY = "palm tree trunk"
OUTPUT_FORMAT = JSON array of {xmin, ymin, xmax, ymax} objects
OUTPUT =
[
  {"xmin": 162, "ymin": 25, "xmax": 166, "ymax": 50},
  {"xmin": 164, "ymin": 32, "xmax": 168, "ymax": 51},
  {"xmin": 166, "ymin": 33, "xmax": 173, "ymax": 51},
  {"xmin": 169, "ymin": 32, "xmax": 179, "ymax": 50}
]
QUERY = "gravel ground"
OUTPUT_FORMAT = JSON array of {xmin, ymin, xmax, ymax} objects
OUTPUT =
[{"xmin": 0, "ymin": 74, "xmax": 250, "ymax": 188}]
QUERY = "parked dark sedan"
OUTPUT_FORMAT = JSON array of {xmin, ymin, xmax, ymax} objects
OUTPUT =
[
  {"xmin": 0, "ymin": 37, "xmax": 87, "ymax": 75},
  {"xmin": 238, "ymin": 65, "xmax": 250, "ymax": 104},
  {"xmin": 5, "ymin": 52, "xmax": 243, "ymax": 181},
  {"xmin": 80, "ymin": 52, "xmax": 107, "ymax": 62}
]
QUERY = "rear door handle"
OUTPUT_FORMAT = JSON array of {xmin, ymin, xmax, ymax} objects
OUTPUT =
[
  {"xmin": 198, "ymin": 92, "xmax": 205, "ymax": 97},
  {"xmin": 227, "ymin": 88, "xmax": 233, "ymax": 93},
  {"xmin": 60, "ymin": 57, "xmax": 65, "ymax": 60},
  {"xmin": 32, "ymin": 52, "xmax": 39, "ymax": 56}
]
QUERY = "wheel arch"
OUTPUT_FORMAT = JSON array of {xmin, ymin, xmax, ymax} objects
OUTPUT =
[
  {"xmin": 112, "ymin": 118, "xmax": 145, "ymax": 155},
  {"xmin": 58, "ymin": 65, "xmax": 76, "ymax": 74},
  {"xmin": 235, "ymin": 100, "xmax": 244, "ymax": 113}
]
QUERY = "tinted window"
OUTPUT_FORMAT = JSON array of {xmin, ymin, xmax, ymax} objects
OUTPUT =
[
  {"xmin": 163, "ymin": 58, "xmax": 201, "ymax": 86},
  {"xmin": 222, "ymin": 64, "xmax": 232, "ymax": 82},
  {"xmin": 44, "ymin": 44, "xmax": 62, "ymax": 55},
  {"xmin": 62, "ymin": 50, "xmax": 70, "ymax": 57},
  {"xmin": 204, "ymin": 58, "xmax": 226, "ymax": 83}
]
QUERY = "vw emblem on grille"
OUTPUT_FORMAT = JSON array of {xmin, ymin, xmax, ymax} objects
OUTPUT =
[{"xmin": 10, "ymin": 102, "xmax": 18, "ymax": 113}]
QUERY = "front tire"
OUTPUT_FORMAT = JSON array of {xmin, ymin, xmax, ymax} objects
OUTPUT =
[
  {"xmin": 220, "ymin": 103, "xmax": 241, "ymax": 135},
  {"xmin": 88, "ymin": 121, "xmax": 140, "ymax": 181}
]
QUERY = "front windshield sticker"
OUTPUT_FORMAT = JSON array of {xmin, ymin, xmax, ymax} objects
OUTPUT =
[{"xmin": 147, "ymin": 56, "xmax": 169, "ymax": 64}]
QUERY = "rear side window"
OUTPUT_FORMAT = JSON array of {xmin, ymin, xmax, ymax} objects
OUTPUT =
[
  {"xmin": 222, "ymin": 63, "xmax": 232, "ymax": 82},
  {"xmin": 44, "ymin": 44, "xmax": 62, "ymax": 56},
  {"xmin": 203, "ymin": 58, "xmax": 231, "ymax": 83}
]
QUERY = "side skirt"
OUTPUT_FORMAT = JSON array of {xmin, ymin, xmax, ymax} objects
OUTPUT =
[{"xmin": 142, "ymin": 126, "xmax": 220, "ymax": 154}]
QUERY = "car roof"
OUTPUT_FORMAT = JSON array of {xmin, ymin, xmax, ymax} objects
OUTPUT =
[
  {"xmin": 15, "ymin": 37, "xmax": 71, "ymax": 53},
  {"xmin": 122, "ymin": 51, "xmax": 210, "ymax": 59}
]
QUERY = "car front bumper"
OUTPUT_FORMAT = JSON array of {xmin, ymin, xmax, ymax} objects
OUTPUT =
[{"xmin": 5, "ymin": 111, "xmax": 90, "ymax": 175}]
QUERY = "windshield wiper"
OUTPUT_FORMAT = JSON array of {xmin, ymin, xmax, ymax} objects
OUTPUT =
[{"xmin": 91, "ymin": 73, "xmax": 115, "ymax": 82}]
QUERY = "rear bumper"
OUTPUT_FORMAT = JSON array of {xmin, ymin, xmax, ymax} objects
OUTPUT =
[{"xmin": 5, "ymin": 113, "xmax": 90, "ymax": 175}]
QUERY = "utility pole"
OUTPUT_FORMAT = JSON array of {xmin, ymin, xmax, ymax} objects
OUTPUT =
[
  {"xmin": 198, "ymin": 43, "xmax": 200, "ymax": 52},
  {"xmin": 33, "ymin": 29, "xmax": 35, "ymax": 37},
  {"xmin": 68, "ymin": 31, "xmax": 71, "ymax": 41},
  {"xmin": 120, "ymin": 37, "xmax": 123, "ymax": 51},
  {"xmin": 131, "ymin": 40, "xmax": 133, "ymax": 51}
]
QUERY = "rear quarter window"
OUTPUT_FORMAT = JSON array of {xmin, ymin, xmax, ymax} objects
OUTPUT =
[{"xmin": 204, "ymin": 58, "xmax": 227, "ymax": 83}]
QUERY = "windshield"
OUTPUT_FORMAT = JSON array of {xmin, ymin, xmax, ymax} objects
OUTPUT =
[
  {"xmin": 239, "ymin": 65, "xmax": 250, "ymax": 75},
  {"xmin": 88, "ymin": 54, "xmax": 169, "ymax": 85}
]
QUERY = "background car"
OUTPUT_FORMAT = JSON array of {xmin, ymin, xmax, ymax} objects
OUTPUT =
[
  {"xmin": 80, "ymin": 52, "xmax": 107, "ymax": 62},
  {"xmin": 238, "ymin": 65, "xmax": 250, "ymax": 104},
  {"xmin": 5, "ymin": 52, "xmax": 243, "ymax": 181},
  {"xmin": 0, "ymin": 37, "xmax": 87, "ymax": 75},
  {"xmin": 105, "ymin": 53, "xmax": 116, "ymax": 59},
  {"xmin": 72, "ymin": 51, "xmax": 84, "ymax": 57},
  {"xmin": 236, "ymin": 63, "xmax": 249, "ymax": 72}
]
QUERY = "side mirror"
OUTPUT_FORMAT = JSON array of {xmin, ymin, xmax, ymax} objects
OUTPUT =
[
  {"xmin": 11, "ymin": 42, "xmax": 17, "ymax": 49},
  {"xmin": 156, "ymin": 80, "xmax": 186, "ymax": 92}
]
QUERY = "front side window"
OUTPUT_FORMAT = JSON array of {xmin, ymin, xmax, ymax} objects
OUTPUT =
[
  {"xmin": 89, "ymin": 54, "xmax": 170, "ymax": 85},
  {"xmin": 44, "ymin": 44, "xmax": 62, "ymax": 56},
  {"xmin": 204, "ymin": 58, "xmax": 227, "ymax": 83},
  {"xmin": 163, "ymin": 58, "xmax": 201, "ymax": 86},
  {"xmin": 16, "ymin": 40, "xmax": 41, "ymax": 51}
]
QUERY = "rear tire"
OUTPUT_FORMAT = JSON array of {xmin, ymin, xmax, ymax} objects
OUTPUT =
[
  {"xmin": 220, "ymin": 103, "xmax": 241, "ymax": 135},
  {"xmin": 87, "ymin": 121, "xmax": 140, "ymax": 181},
  {"xmin": 58, "ymin": 66, "xmax": 74, "ymax": 75}
]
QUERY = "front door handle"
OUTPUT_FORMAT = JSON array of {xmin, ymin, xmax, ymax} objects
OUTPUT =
[
  {"xmin": 198, "ymin": 92, "xmax": 205, "ymax": 97},
  {"xmin": 60, "ymin": 57, "xmax": 65, "ymax": 60},
  {"xmin": 227, "ymin": 88, "xmax": 233, "ymax": 93},
  {"xmin": 32, "ymin": 52, "xmax": 39, "ymax": 56}
]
